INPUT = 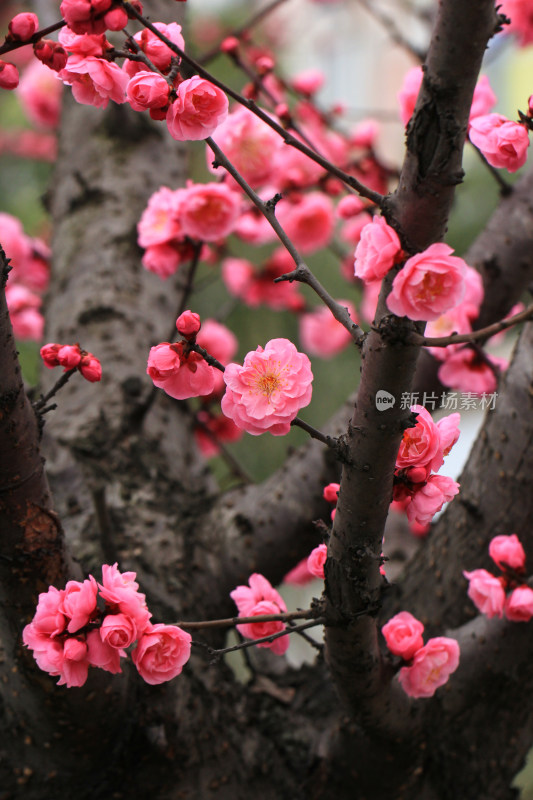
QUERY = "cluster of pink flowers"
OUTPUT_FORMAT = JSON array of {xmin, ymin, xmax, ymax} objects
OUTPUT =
[
  {"xmin": 138, "ymin": 183, "xmax": 241, "ymax": 278},
  {"xmin": 382, "ymin": 611, "xmax": 460, "ymax": 698},
  {"xmin": 23, "ymin": 563, "xmax": 192, "ymax": 687},
  {"xmin": 464, "ymin": 534, "xmax": 533, "ymax": 621},
  {"xmin": 2, "ymin": 212, "xmax": 50, "ymax": 341},
  {"xmin": 221, "ymin": 337, "xmax": 313, "ymax": 436},
  {"xmin": 40, "ymin": 342, "xmax": 102, "ymax": 382},
  {"xmin": 392, "ymin": 405, "xmax": 460, "ymax": 528},
  {"xmin": 230, "ymin": 573, "xmax": 289, "ymax": 655}
]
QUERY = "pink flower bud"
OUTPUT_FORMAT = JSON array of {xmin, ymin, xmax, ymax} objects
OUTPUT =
[
  {"xmin": 57, "ymin": 344, "xmax": 82, "ymax": 369},
  {"xmin": 40, "ymin": 342, "xmax": 62, "ymax": 368},
  {"xmin": 354, "ymin": 216, "xmax": 403, "ymax": 283},
  {"xmin": 176, "ymin": 310, "xmax": 201, "ymax": 338},
  {"xmin": 323, "ymin": 483, "xmax": 340, "ymax": 504},
  {"xmin": 291, "ymin": 68, "xmax": 324, "ymax": 96},
  {"xmin": 220, "ymin": 36, "xmax": 239, "ymax": 54},
  {"xmin": 103, "ymin": 6, "xmax": 129, "ymax": 31},
  {"xmin": 79, "ymin": 353, "xmax": 102, "ymax": 382},
  {"xmin": 382, "ymin": 611, "xmax": 424, "ymax": 661},
  {"xmin": 33, "ymin": 40, "xmax": 68, "ymax": 72},
  {"xmin": 488, "ymin": 534, "xmax": 526, "ymax": 572},
  {"xmin": 255, "ymin": 56, "xmax": 274, "ymax": 75},
  {"xmin": 8, "ymin": 12, "xmax": 39, "ymax": 41},
  {"xmin": 0, "ymin": 61, "xmax": 19, "ymax": 90},
  {"xmin": 504, "ymin": 586, "xmax": 533, "ymax": 622},
  {"xmin": 127, "ymin": 71, "xmax": 170, "ymax": 111}
]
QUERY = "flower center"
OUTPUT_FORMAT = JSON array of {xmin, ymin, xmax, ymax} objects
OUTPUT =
[
  {"xmin": 256, "ymin": 372, "xmax": 282, "ymax": 400},
  {"xmin": 417, "ymin": 272, "xmax": 445, "ymax": 302}
]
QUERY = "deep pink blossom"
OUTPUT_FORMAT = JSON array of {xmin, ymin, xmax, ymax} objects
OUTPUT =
[
  {"xmin": 176, "ymin": 310, "xmax": 201, "ymax": 338},
  {"xmin": 126, "ymin": 71, "xmax": 170, "ymax": 111},
  {"xmin": 79, "ymin": 352, "xmax": 102, "ymax": 382},
  {"xmin": 463, "ymin": 569, "xmax": 506, "ymax": 618},
  {"xmin": 307, "ymin": 544, "xmax": 327, "ymax": 579},
  {"xmin": 398, "ymin": 637, "xmax": 460, "ymax": 698},
  {"xmin": 8, "ymin": 13, "xmax": 39, "ymax": 41},
  {"xmin": 126, "ymin": 23, "xmax": 185, "ymax": 74},
  {"xmin": 489, "ymin": 534, "xmax": 526, "ymax": 572},
  {"xmin": 100, "ymin": 613, "xmax": 138, "ymax": 649},
  {"xmin": 57, "ymin": 344, "xmax": 82, "ymax": 369},
  {"xmin": 141, "ymin": 242, "xmax": 190, "ymax": 279},
  {"xmin": 438, "ymin": 348, "xmax": 507, "ymax": 394},
  {"xmin": 194, "ymin": 411, "xmax": 243, "ymax": 458},
  {"xmin": 33, "ymin": 40, "xmax": 68, "ymax": 72},
  {"xmin": 469, "ymin": 113, "xmax": 530, "ymax": 172},
  {"xmin": 132, "ymin": 623, "xmax": 192, "ymax": 684},
  {"xmin": 504, "ymin": 586, "xmax": 533, "ymax": 622},
  {"xmin": 499, "ymin": 0, "xmax": 533, "ymax": 45},
  {"xmin": 60, "ymin": 55, "xmax": 129, "ymax": 108},
  {"xmin": 98, "ymin": 563, "xmax": 151, "ymax": 635},
  {"xmin": 387, "ymin": 243, "xmax": 466, "ymax": 322},
  {"xmin": 406, "ymin": 474, "xmax": 460, "ymax": 526},
  {"xmin": 179, "ymin": 182, "xmax": 241, "ymax": 241},
  {"xmin": 222, "ymin": 338, "xmax": 313, "ymax": 436},
  {"xmin": 147, "ymin": 342, "xmax": 217, "ymax": 400},
  {"xmin": 396, "ymin": 405, "xmax": 441, "ymax": 470},
  {"xmin": 354, "ymin": 216, "xmax": 403, "ymax": 282},
  {"xmin": 323, "ymin": 483, "xmax": 340, "ymax": 503},
  {"xmin": 381, "ymin": 611, "xmax": 424, "ymax": 661},
  {"xmin": 299, "ymin": 301, "xmax": 356, "ymax": 358},
  {"xmin": 283, "ymin": 557, "xmax": 315, "ymax": 586},
  {"xmin": 0, "ymin": 61, "xmax": 19, "ymax": 90},
  {"xmin": 166, "ymin": 76, "xmax": 228, "ymax": 141},
  {"xmin": 230, "ymin": 574, "xmax": 289, "ymax": 655}
]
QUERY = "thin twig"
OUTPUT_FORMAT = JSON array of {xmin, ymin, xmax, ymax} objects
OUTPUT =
[
  {"xmin": 0, "ymin": 20, "xmax": 66, "ymax": 56},
  {"xmin": 472, "ymin": 142, "xmax": 513, "ymax": 196},
  {"xmin": 408, "ymin": 303, "xmax": 533, "ymax": 347},
  {"xmin": 356, "ymin": 0, "xmax": 425, "ymax": 61},
  {"xmin": 205, "ymin": 617, "xmax": 327, "ymax": 660},
  {"xmin": 177, "ymin": 608, "xmax": 316, "ymax": 630},
  {"xmin": 199, "ymin": 0, "xmax": 291, "ymax": 64},
  {"xmin": 291, "ymin": 417, "xmax": 339, "ymax": 450},
  {"xmin": 32, "ymin": 367, "xmax": 78, "ymax": 412}
]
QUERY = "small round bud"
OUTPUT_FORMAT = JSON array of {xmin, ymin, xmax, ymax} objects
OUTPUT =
[{"xmin": 176, "ymin": 310, "xmax": 201, "ymax": 338}]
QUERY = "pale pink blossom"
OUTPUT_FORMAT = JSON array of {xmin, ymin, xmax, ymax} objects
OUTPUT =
[
  {"xmin": 60, "ymin": 577, "xmax": 98, "ymax": 633},
  {"xmin": 209, "ymin": 106, "xmax": 282, "ymax": 187},
  {"xmin": 307, "ymin": 544, "xmax": 327, "ymax": 579},
  {"xmin": 179, "ymin": 182, "xmax": 241, "ymax": 241},
  {"xmin": 424, "ymin": 305, "xmax": 474, "ymax": 362},
  {"xmin": 0, "ymin": 212, "xmax": 32, "ymax": 269},
  {"xmin": 58, "ymin": 27, "xmax": 109, "ymax": 58},
  {"xmin": 221, "ymin": 338, "xmax": 313, "ymax": 436},
  {"xmin": 406, "ymin": 474, "xmax": 460, "ymax": 526},
  {"xmin": 60, "ymin": 54, "xmax": 129, "ymax": 109},
  {"xmin": 387, "ymin": 243, "xmax": 466, "ymax": 322},
  {"xmin": 276, "ymin": 193, "xmax": 335, "ymax": 254},
  {"xmin": 438, "ymin": 348, "xmax": 507, "ymax": 394},
  {"xmin": 349, "ymin": 118, "xmax": 380, "ymax": 149},
  {"xmin": 299, "ymin": 300, "xmax": 357, "ymax": 358},
  {"xmin": 100, "ymin": 613, "xmax": 138, "ymax": 649},
  {"xmin": 381, "ymin": 611, "xmax": 424, "ymax": 661},
  {"xmin": 469, "ymin": 113, "xmax": 530, "ymax": 172},
  {"xmin": 504, "ymin": 586, "xmax": 533, "ymax": 622},
  {"xmin": 463, "ymin": 569, "xmax": 506, "ymax": 618},
  {"xmin": 233, "ymin": 206, "xmax": 276, "ymax": 245},
  {"xmin": 337, "ymin": 195, "xmax": 366, "ymax": 220},
  {"xmin": 340, "ymin": 214, "xmax": 370, "ymax": 249},
  {"xmin": 354, "ymin": 216, "xmax": 403, "ymax": 282},
  {"xmin": 398, "ymin": 637, "xmax": 460, "ymax": 698},
  {"xmin": 5, "ymin": 283, "xmax": 44, "ymax": 340},
  {"xmin": 127, "ymin": 23, "xmax": 185, "ymax": 74},
  {"xmin": 360, "ymin": 279, "xmax": 381, "ymax": 325},
  {"xmin": 126, "ymin": 71, "xmax": 170, "ymax": 111},
  {"xmin": 230, "ymin": 573, "xmax": 289, "ymax": 655},
  {"xmin": 31, "ymin": 586, "xmax": 67, "ymax": 637},
  {"xmin": 137, "ymin": 187, "xmax": 184, "ymax": 249},
  {"xmin": 166, "ymin": 76, "xmax": 228, "ymax": 141},
  {"xmin": 291, "ymin": 68, "xmax": 324, "ymax": 96},
  {"xmin": 98, "ymin": 563, "xmax": 151, "ymax": 635},
  {"xmin": 432, "ymin": 413, "xmax": 461, "ymax": 472},
  {"xmin": 132, "ymin": 623, "xmax": 192, "ymax": 684},
  {"xmin": 489, "ymin": 534, "xmax": 526, "ymax": 572},
  {"xmin": 147, "ymin": 342, "xmax": 217, "ymax": 400},
  {"xmin": 17, "ymin": 59, "xmax": 62, "ymax": 130}
]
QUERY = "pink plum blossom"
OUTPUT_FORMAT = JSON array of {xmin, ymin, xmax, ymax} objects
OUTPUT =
[
  {"xmin": 179, "ymin": 182, "xmax": 241, "ymax": 241},
  {"xmin": 60, "ymin": 577, "xmax": 98, "ymax": 633},
  {"xmin": 166, "ymin": 76, "xmax": 228, "ymax": 141},
  {"xmin": 299, "ymin": 301, "xmax": 356, "ymax": 358},
  {"xmin": 98, "ymin": 563, "xmax": 151, "ymax": 635},
  {"xmin": 34, "ymin": 40, "xmax": 68, "ymax": 72},
  {"xmin": 137, "ymin": 187, "xmax": 184, "ymax": 248},
  {"xmin": 230, "ymin": 573, "xmax": 289, "ymax": 655},
  {"xmin": 323, "ymin": 483, "xmax": 340, "ymax": 503},
  {"xmin": 387, "ymin": 243, "xmax": 467, "ymax": 322},
  {"xmin": 209, "ymin": 106, "xmax": 282, "ymax": 187},
  {"xmin": 86, "ymin": 629, "xmax": 122, "ymax": 673},
  {"xmin": 276, "ymin": 192, "xmax": 335, "ymax": 254},
  {"xmin": 468, "ymin": 75, "xmax": 497, "ymax": 125},
  {"xmin": 504, "ymin": 586, "xmax": 533, "ymax": 622},
  {"xmin": 194, "ymin": 411, "xmax": 243, "ymax": 458},
  {"xmin": 489, "ymin": 534, "xmax": 526, "ymax": 572},
  {"xmin": 307, "ymin": 544, "xmax": 327, "ymax": 579},
  {"xmin": 100, "ymin": 613, "xmax": 139, "ymax": 649},
  {"xmin": 398, "ymin": 637, "xmax": 460, "ymax": 698},
  {"xmin": 499, "ymin": 0, "xmax": 533, "ymax": 45},
  {"xmin": 463, "ymin": 569, "xmax": 506, "ymax": 618},
  {"xmin": 291, "ymin": 68, "xmax": 324, "ymax": 96},
  {"xmin": 8, "ymin": 12, "xmax": 39, "ymax": 41},
  {"xmin": 196, "ymin": 319, "xmax": 237, "ymax": 366},
  {"xmin": 438, "ymin": 348, "xmax": 507, "ymax": 394},
  {"xmin": 17, "ymin": 59, "xmax": 62, "ymax": 130},
  {"xmin": 176, "ymin": 310, "xmax": 201, "ymax": 339},
  {"xmin": 221, "ymin": 250, "xmax": 304, "ymax": 312},
  {"xmin": 406, "ymin": 474, "xmax": 460, "ymax": 526},
  {"xmin": 125, "ymin": 23, "xmax": 185, "ymax": 75},
  {"xmin": 31, "ymin": 586, "xmax": 67, "ymax": 637},
  {"xmin": 0, "ymin": 62, "xmax": 19, "ymax": 90},
  {"xmin": 79, "ymin": 352, "xmax": 102, "ymax": 382},
  {"xmin": 469, "ymin": 114, "xmax": 530, "ymax": 172},
  {"xmin": 283, "ymin": 557, "xmax": 315, "ymax": 587},
  {"xmin": 5, "ymin": 284, "xmax": 44, "ymax": 340},
  {"xmin": 141, "ymin": 242, "xmax": 190, "ymax": 279},
  {"xmin": 132, "ymin": 623, "xmax": 192, "ymax": 684},
  {"xmin": 59, "ymin": 0, "xmax": 112, "ymax": 35},
  {"xmin": 395, "ymin": 405, "xmax": 441, "ymax": 470},
  {"xmin": 337, "ymin": 195, "xmax": 366, "ymax": 220},
  {"xmin": 353, "ymin": 216, "xmax": 403, "ymax": 282},
  {"xmin": 60, "ymin": 55, "xmax": 129, "ymax": 109},
  {"xmin": 147, "ymin": 342, "xmax": 217, "ymax": 400},
  {"xmin": 58, "ymin": 27, "xmax": 109, "ymax": 58},
  {"xmin": 126, "ymin": 71, "xmax": 170, "ymax": 111},
  {"xmin": 221, "ymin": 338, "xmax": 313, "ymax": 436},
  {"xmin": 397, "ymin": 66, "xmax": 422, "ymax": 126},
  {"xmin": 381, "ymin": 611, "xmax": 424, "ymax": 661}
]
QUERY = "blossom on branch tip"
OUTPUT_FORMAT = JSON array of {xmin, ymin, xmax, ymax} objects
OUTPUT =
[
  {"xmin": 221, "ymin": 338, "xmax": 313, "ymax": 436},
  {"xmin": 489, "ymin": 534, "xmax": 526, "ymax": 573},
  {"xmin": 59, "ymin": 55, "xmax": 129, "ymax": 109},
  {"xmin": 230, "ymin": 574, "xmax": 289, "ymax": 655},
  {"xmin": 397, "ymin": 637, "xmax": 460, "ymax": 698},
  {"xmin": 8, "ymin": 13, "xmax": 39, "ymax": 42},
  {"xmin": 132, "ymin": 623, "xmax": 192, "ymax": 684},
  {"xmin": 166, "ymin": 77, "xmax": 228, "ymax": 141},
  {"xmin": 353, "ymin": 216, "xmax": 403, "ymax": 283},
  {"xmin": 381, "ymin": 611, "xmax": 424, "ymax": 661},
  {"xmin": 126, "ymin": 71, "xmax": 170, "ymax": 112},
  {"xmin": 307, "ymin": 544, "xmax": 327, "ymax": 579},
  {"xmin": 147, "ymin": 342, "xmax": 217, "ymax": 400},
  {"xmin": 0, "ymin": 61, "xmax": 19, "ymax": 90},
  {"xmin": 504, "ymin": 586, "xmax": 533, "ymax": 622},
  {"xmin": 463, "ymin": 569, "xmax": 506, "ymax": 618},
  {"xmin": 469, "ymin": 113, "xmax": 530, "ymax": 173}
]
